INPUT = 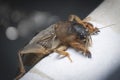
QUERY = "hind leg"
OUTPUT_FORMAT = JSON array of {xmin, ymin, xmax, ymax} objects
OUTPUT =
[
  {"xmin": 15, "ymin": 51, "xmax": 26, "ymax": 80},
  {"xmin": 15, "ymin": 48, "xmax": 52, "ymax": 80}
]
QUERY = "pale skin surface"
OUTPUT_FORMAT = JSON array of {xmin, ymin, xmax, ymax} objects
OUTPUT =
[{"xmin": 15, "ymin": 15, "xmax": 98, "ymax": 80}]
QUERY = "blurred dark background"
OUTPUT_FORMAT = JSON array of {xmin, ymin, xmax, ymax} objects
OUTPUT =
[{"xmin": 1, "ymin": 0, "xmax": 120, "ymax": 80}]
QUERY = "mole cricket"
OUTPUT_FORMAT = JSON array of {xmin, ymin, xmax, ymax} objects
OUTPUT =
[{"xmin": 15, "ymin": 15, "xmax": 100, "ymax": 80}]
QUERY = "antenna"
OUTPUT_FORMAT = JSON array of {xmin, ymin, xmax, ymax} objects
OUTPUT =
[{"xmin": 98, "ymin": 24, "xmax": 115, "ymax": 29}]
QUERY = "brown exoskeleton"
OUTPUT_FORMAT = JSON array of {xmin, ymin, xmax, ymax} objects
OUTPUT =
[{"xmin": 15, "ymin": 15, "xmax": 100, "ymax": 80}]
